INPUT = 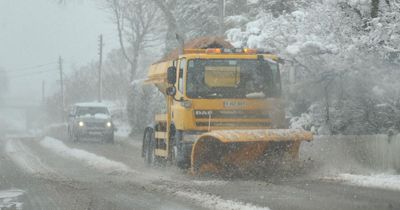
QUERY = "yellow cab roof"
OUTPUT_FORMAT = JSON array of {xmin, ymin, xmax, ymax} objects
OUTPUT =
[
  {"xmin": 145, "ymin": 51, "xmax": 279, "ymax": 88},
  {"xmin": 179, "ymin": 53, "xmax": 279, "ymax": 61}
]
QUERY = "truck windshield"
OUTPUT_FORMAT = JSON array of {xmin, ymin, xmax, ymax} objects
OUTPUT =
[{"xmin": 186, "ymin": 59, "xmax": 281, "ymax": 99}]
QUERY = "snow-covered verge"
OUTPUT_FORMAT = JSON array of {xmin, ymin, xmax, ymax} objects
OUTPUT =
[
  {"xmin": 325, "ymin": 173, "xmax": 400, "ymax": 191},
  {"xmin": 301, "ymin": 135, "xmax": 400, "ymax": 191},
  {"xmin": 0, "ymin": 188, "xmax": 24, "ymax": 210},
  {"xmin": 40, "ymin": 137, "xmax": 133, "ymax": 174},
  {"xmin": 301, "ymin": 135, "xmax": 400, "ymax": 174}
]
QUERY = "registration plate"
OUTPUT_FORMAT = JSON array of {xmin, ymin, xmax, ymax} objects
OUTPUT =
[{"xmin": 88, "ymin": 131, "xmax": 102, "ymax": 135}]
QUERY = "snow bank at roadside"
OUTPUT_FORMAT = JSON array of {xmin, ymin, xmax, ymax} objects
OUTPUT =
[
  {"xmin": 326, "ymin": 173, "xmax": 400, "ymax": 191},
  {"xmin": 175, "ymin": 190, "xmax": 270, "ymax": 210},
  {"xmin": 40, "ymin": 137, "xmax": 133, "ymax": 174}
]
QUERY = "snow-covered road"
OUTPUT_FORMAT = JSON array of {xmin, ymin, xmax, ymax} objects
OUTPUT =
[{"xmin": 1, "ymin": 131, "xmax": 400, "ymax": 210}]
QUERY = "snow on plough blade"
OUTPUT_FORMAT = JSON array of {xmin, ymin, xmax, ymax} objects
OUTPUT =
[{"xmin": 190, "ymin": 129, "xmax": 313, "ymax": 175}]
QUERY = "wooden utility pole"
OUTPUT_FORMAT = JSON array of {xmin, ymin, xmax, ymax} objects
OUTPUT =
[
  {"xmin": 59, "ymin": 56, "xmax": 65, "ymax": 122},
  {"xmin": 42, "ymin": 80, "xmax": 45, "ymax": 103},
  {"xmin": 98, "ymin": 34, "xmax": 103, "ymax": 102}
]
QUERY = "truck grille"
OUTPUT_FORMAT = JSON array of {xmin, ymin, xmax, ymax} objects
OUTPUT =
[
  {"xmin": 194, "ymin": 110, "xmax": 271, "ymax": 128},
  {"xmin": 194, "ymin": 110, "xmax": 270, "ymax": 119},
  {"xmin": 195, "ymin": 122, "xmax": 271, "ymax": 127},
  {"xmin": 85, "ymin": 122, "xmax": 105, "ymax": 128}
]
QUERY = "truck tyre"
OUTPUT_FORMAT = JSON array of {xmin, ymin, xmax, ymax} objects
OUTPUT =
[
  {"xmin": 68, "ymin": 128, "xmax": 73, "ymax": 142},
  {"xmin": 172, "ymin": 145, "xmax": 190, "ymax": 169},
  {"xmin": 108, "ymin": 134, "xmax": 114, "ymax": 144},
  {"xmin": 174, "ymin": 130, "xmax": 191, "ymax": 169},
  {"xmin": 144, "ymin": 129, "xmax": 155, "ymax": 166}
]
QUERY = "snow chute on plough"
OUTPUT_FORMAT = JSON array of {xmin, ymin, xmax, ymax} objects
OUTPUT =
[{"xmin": 141, "ymin": 37, "xmax": 313, "ymax": 175}]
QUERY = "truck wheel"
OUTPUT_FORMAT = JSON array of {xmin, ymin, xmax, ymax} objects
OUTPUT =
[
  {"xmin": 172, "ymin": 145, "xmax": 189, "ymax": 169},
  {"xmin": 108, "ymin": 134, "xmax": 115, "ymax": 144},
  {"xmin": 68, "ymin": 128, "xmax": 72, "ymax": 141},
  {"xmin": 174, "ymin": 131, "xmax": 190, "ymax": 169},
  {"xmin": 144, "ymin": 129, "xmax": 155, "ymax": 166}
]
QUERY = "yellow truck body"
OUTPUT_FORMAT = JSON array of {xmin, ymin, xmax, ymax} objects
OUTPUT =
[{"xmin": 142, "ymin": 43, "xmax": 312, "ymax": 175}]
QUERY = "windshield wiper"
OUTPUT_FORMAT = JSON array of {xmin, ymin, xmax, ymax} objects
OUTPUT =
[
  {"xmin": 245, "ymin": 92, "xmax": 266, "ymax": 98},
  {"xmin": 195, "ymin": 92, "xmax": 224, "ymax": 98}
]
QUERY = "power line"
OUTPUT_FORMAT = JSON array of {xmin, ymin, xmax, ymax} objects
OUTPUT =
[
  {"xmin": 5, "ymin": 62, "xmax": 57, "ymax": 73},
  {"xmin": 7, "ymin": 69, "xmax": 56, "ymax": 79}
]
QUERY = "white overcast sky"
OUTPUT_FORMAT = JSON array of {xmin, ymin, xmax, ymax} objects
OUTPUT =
[{"xmin": 0, "ymin": 0, "xmax": 118, "ymax": 104}]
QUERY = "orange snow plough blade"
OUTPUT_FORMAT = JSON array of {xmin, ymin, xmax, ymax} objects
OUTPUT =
[{"xmin": 190, "ymin": 129, "xmax": 313, "ymax": 175}]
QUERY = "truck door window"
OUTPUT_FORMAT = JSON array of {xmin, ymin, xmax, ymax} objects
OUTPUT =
[{"xmin": 178, "ymin": 59, "xmax": 186, "ymax": 93}]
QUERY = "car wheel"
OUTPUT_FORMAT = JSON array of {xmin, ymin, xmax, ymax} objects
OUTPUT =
[
  {"xmin": 107, "ymin": 133, "xmax": 114, "ymax": 144},
  {"xmin": 73, "ymin": 133, "xmax": 79, "ymax": 143}
]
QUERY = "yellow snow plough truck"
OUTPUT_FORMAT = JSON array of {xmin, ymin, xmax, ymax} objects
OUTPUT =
[{"xmin": 142, "ymin": 37, "xmax": 313, "ymax": 175}]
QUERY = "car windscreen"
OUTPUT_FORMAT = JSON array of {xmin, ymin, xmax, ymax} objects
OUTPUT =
[{"xmin": 76, "ymin": 106, "xmax": 109, "ymax": 116}]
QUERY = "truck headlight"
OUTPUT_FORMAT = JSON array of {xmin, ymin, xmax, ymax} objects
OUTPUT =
[
  {"xmin": 106, "ymin": 122, "xmax": 112, "ymax": 127},
  {"xmin": 180, "ymin": 100, "xmax": 192, "ymax": 109},
  {"xmin": 78, "ymin": 121, "xmax": 84, "ymax": 127}
]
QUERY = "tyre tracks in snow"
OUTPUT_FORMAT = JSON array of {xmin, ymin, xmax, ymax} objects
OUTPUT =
[
  {"xmin": 61, "ymin": 135, "xmax": 400, "ymax": 210},
  {"xmin": 8, "ymin": 133, "xmax": 400, "ymax": 210},
  {"xmin": 39, "ymin": 136, "xmax": 272, "ymax": 210}
]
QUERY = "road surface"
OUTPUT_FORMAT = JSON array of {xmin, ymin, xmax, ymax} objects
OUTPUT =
[{"xmin": 1, "ymin": 128, "xmax": 400, "ymax": 210}]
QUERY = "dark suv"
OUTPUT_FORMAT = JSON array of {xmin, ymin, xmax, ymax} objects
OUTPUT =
[{"xmin": 67, "ymin": 103, "xmax": 115, "ymax": 143}]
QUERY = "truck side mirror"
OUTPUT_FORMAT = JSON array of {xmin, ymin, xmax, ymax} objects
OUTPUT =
[{"xmin": 167, "ymin": 66, "xmax": 177, "ymax": 84}]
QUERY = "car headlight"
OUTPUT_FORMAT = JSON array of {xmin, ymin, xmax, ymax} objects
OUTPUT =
[
  {"xmin": 106, "ymin": 122, "xmax": 112, "ymax": 127},
  {"xmin": 78, "ymin": 121, "xmax": 84, "ymax": 127}
]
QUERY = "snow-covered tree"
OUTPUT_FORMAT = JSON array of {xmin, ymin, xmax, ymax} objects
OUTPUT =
[
  {"xmin": 227, "ymin": 0, "xmax": 400, "ymax": 134},
  {"xmin": 106, "ymin": 0, "xmax": 162, "ymax": 81}
]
